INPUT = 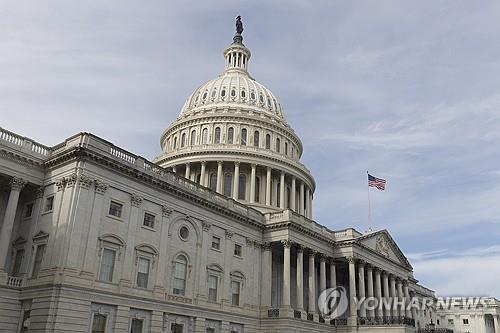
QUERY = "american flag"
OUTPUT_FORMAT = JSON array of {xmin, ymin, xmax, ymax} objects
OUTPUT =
[{"xmin": 368, "ymin": 174, "xmax": 386, "ymax": 191}]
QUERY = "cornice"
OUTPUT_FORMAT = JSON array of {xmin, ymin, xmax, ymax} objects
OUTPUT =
[
  {"xmin": 265, "ymin": 220, "xmax": 336, "ymax": 247},
  {"xmin": 0, "ymin": 148, "xmax": 46, "ymax": 170}
]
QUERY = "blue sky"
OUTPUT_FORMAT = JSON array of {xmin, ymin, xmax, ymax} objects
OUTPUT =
[{"xmin": 2, "ymin": 1, "xmax": 500, "ymax": 297}]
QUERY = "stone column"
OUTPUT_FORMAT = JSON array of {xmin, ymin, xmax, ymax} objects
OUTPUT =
[
  {"xmin": 305, "ymin": 187, "xmax": 310, "ymax": 218},
  {"xmin": 329, "ymin": 259, "xmax": 337, "ymax": 289},
  {"xmin": 200, "ymin": 161, "xmax": 206, "ymax": 186},
  {"xmin": 250, "ymin": 164, "xmax": 256, "ymax": 203},
  {"xmin": 233, "ymin": 162, "xmax": 240, "ymax": 200},
  {"xmin": 279, "ymin": 172, "xmax": 285, "ymax": 209},
  {"xmin": 265, "ymin": 167, "xmax": 272, "ymax": 205},
  {"xmin": 390, "ymin": 275, "xmax": 397, "ymax": 318},
  {"xmin": 296, "ymin": 245, "xmax": 304, "ymax": 311},
  {"xmin": 0, "ymin": 177, "xmax": 26, "ymax": 271},
  {"xmin": 309, "ymin": 191, "xmax": 313, "ymax": 218},
  {"xmin": 358, "ymin": 261, "xmax": 367, "ymax": 318},
  {"xmin": 260, "ymin": 243, "xmax": 272, "ymax": 309},
  {"xmin": 308, "ymin": 250, "xmax": 316, "ymax": 314},
  {"xmin": 382, "ymin": 272, "xmax": 390, "ymax": 318},
  {"xmin": 319, "ymin": 255, "xmax": 326, "ymax": 293},
  {"xmin": 374, "ymin": 268, "xmax": 383, "ymax": 318},
  {"xmin": 366, "ymin": 265, "xmax": 374, "ymax": 318},
  {"xmin": 291, "ymin": 176, "xmax": 296, "ymax": 212},
  {"xmin": 216, "ymin": 161, "xmax": 223, "ymax": 193},
  {"xmin": 185, "ymin": 162, "xmax": 191, "ymax": 179},
  {"xmin": 493, "ymin": 315, "xmax": 499, "ymax": 333},
  {"xmin": 282, "ymin": 240, "xmax": 291, "ymax": 308},
  {"xmin": 404, "ymin": 281, "xmax": 412, "ymax": 318},
  {"xmin": 299, "ymin": 182, "xmax": 305, "ymax": 215},
  {"xmin": 410, "ymin": 291, "xmax": 417, "ymax": 323},
  {"xmin": 347, "ymin": 256, "xmax": 358, "ymax": 325},
  {"xmin": 397, "ymin": 279, "xmax": 404, "ymax": 319}
]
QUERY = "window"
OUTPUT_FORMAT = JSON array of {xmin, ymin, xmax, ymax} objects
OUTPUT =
[
  {"xmin": 238, "ymin": 174, "xmax": 246, "ymax": 200},
  {"xmin": 136, "ymin": 257, "xmax": 150, "ymax": 288},
  {"xmin": 130, "ymin": 318, "xmax": 143, "ymax": 333},
  {"xmin": 21, "ymin": 309, "xmax": 31, "ymax": 333},
  {"xmin": 223, "ymin": 173, "xmax": 233, "ymax": 197},
  {"xmin": 202, "ymin": 128, "xmax": 208, "ymax": 144},
  {"xmin": 179, "ymin": 226, "xmax": 189, "ymax": 240},
  {"xmin": 276, "ymin": 138, "xmax": 281, "ymax": 153},
  {"xmin": 44, "ymin": 196, "xmax": 54, "ymax": 212},
  {"xmin": 173, "ymin": 255, "xmax": 187, "ymax": 295},
  {"xmin": 92, "ymin": 313, "xmax": 107, "ymax": 333},
  {"xmin": 437, "ymin": 320, "xmax": 440, "ymax": 325},
  {"xmin": 265, "ymin": 134, "xmax": 271, "ymax": 149},
  {"xmin": 190, "ymin": 130, "xmax": 196, "ymax": 145},
  {"xmin": 231, "ymin": 281, "xmax": 240, "ymax": 306},
  {"xmin": 221, "ymin": 89, "xmax": 226, "ymax": 97},
  {"xmin": 214, "ymin": 127, "xmax": 221, "ymax": 144},
  {"xmin": 206, "ymin": 328, "xmax": 215, "ymax": 333},
  {"xmin": 24, "ymin": 203, "xmax": 33, "ymax": 218},
  {"xmin": 143, "ymin": 213, "xmax": 155, "ymax": 228},
  {"xmin": 234, "ymin": 244, "xmax": 242, "ymax": 257},
  {"xmin": 240, "ymin": 129, "xmax": 247, "ymax": 145},
  {"xmin": 11, "ymin": 249, "xmax": 24, "ymax": 277},
  {"xmin": 250, "ymin": 91, "xmax": 255, "ymax": 100},
  {"xmin": 108, "ymin": 201, "xmax": 123, "ymax": 218},
  {"xmin": 209, "ymin": 173, "xmax": 217, "ymax": 192},
  {"xmin": 448, "ymin": 319, "xmax": 454, "ymax": 325},
  {"xmin": 463, "ymin": 319, "xmax": 469, "ymax": 325},
  {"xmin": 171, "ymin": 324, "xmax": 183, "ymax": 333},
  {"xmin": 253, "ymin": 131, "xmax": 260, "ymax": 147},
  {"xmin": 173, "ymin": 137, "xmax": 178, "ymax": 149},
  {"xmin": 99, "ymin": 248, "xmax": 116, "ymax": 282},
  {"xmin": 211, "ymin": 236, "xmax": 221, "ymax": 250},
  {"xmin": 181, "ymin": 133, "xmax": 186, "ymax": 148},
  {"xmin": 231, "ymin": 89, "xmax": 236, "ymax": 97},
  {"xmin": 208, "ymin": 275, "xmax": 218, "ymax": 302},
  {"xmin": 32, "ymin": 244, "xmax": 46, "ymax": 278},
  {"xmin": 241, "ymin": 90, "xmax": 246, "ymax": 98},
  {"xmin": 227, "ymin": 127, "xmax": 234, "ymax": 144}
]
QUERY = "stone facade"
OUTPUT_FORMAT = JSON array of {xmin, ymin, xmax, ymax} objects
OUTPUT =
[{"xmin": 436, "ymin": 298, "xmax": 500, "ymax": 333}]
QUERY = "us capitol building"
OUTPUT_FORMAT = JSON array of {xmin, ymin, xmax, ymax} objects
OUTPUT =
[{"xmin": 0, "ymin": 19, "xmax": 437, "ymax": 333}]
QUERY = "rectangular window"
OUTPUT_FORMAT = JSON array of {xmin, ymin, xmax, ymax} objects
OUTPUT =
[
  {"xmin": 99, "ymin": 248, "xmax": 116, "ymax": 282},
  {"xmin": 143, "ymin": 213, "xmax": 155, "ymax": 228},
  {"xmin": 463, "ymin": 319, "xmax": 469, "ymax": 325},
  {"xmin": 231, "ymin": 281, "xmax": 240, "ymax": 306},
  {"xmin": 12, "ymin": 249, "xmax": 25, "ymax": 277},
  {"xmin": 208, "ymin": 275, "xmax": 218, "ymax": 303},
  {"xmin": 234, "ymin": 244, "xmax": 242, "ymax": 257},
  {"xmin": 92, "ymin": 313, "xmax": 107, "ymax": 333},
  {"xmin": 211, "ymin": 236, "xmax": 220, "ymax": 250},
  {"xmin": 130, "ymin": 318, "xmax": 143, "ymax": 333},
  {"xmin": 171, "ymin": 324, "xmax": 183, "ymax": 333},
  {"xmin": 136, "ymin": 257, "xmax": 150, "ymax": 288},
  {"xmin": 173, "ymin": 257, "xmax": 187, "ymax": 295},
  {"xmin": 448, "ymin": 319, "xmax": 454, "ymax": 325},
  {"xmin": 32, "ymin": 244, "xmax": 46, "ymax": 278},
  {"xmin": 44, "ymin": 196, "xmax": 54, "ymax": 212},
  {"xmin": 24, "ymin": 203, "xmax": 34, "ymax": 218},
  {"xmin": 206, "ymin": 329, "xmax": 215, "ymax": 333},
  {"xmin": 108, "ymin": 201, "xmax": 123, "ymax": 218}
]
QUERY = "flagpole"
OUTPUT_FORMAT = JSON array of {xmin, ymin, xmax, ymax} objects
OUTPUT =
[{"xmin": 367, "ymin": 171, "xmax": 372, "ymax": 231}]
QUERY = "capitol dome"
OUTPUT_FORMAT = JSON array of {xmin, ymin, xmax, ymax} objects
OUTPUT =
[{"xmin": 155, "ymin": 21, "xmax": 315, "ymax": 217}]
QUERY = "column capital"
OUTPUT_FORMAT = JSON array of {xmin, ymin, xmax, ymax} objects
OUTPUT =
[
  {"xmin": 9, "ymin": 177, "xmax": 26, "ymax": 191},
  {"xmin": 225, "ymin": 230, "xmax": 234, "ymax": 239},
  {"xmin": 234, "ymin": 161, "xmax": 240, "ymax": 166},
  {"xmin": 202, "ymin": 220, "xmax": 211, "ymax": 231},
  {"xmin": 94, "ymin": 180, "xmax": 109, "ymax": 194},
  {"xmin": 296, "ymin": 244, "xmax": 304, "ymax": 253},
  {"xmin": 217, "ymin": 160, "xmax": 224, "ymax": 166},
  {"xmin": 200, "ymin": 160, "xmax": 207, "ymax": 166},
  {"xmin": 131, "ymin": 194, "xmax": 143, "ymax": 207},
  {"xmin": 281, "ymin": 239, "xmax": 292, "ymax": 248},
  {"xmin": 250, "ymin": 163, "xmax": 257, "ymax": 168},
  {"xmin": 357, "ymin": 259, "xmax": 366, "ymax": 266},
  {"xmin": 185, "ymin": 162, "xmax": 190, "ymax": 166},
  {"xmin": 162, "ymin": 206, "xmax": 173, "ymax": 217},
  {"xmin": 261, "ymin": 242, "xmax": 272, "ymax": 251},
  {"xmin": 327, "ymin": 257, "xmax": 336, "ymax": 265},
  {"xmin": 308, "ymin": 249, "xmax": 318, "ymax": 257},
  {"xmin": 366, "ymin": 263, "xmax": 374, "ymax": 271},
  {"xmin": 267, "ymin": 166, "xmax": 272, "ymax": 172},
  {"xmin": 346, "ymin": 256, "xmax": 356, "ymax": 264},
  {"xmin": 35, "ymin": 186, "xmax": 45, "ymax": 199},
  {"xmin": 318, "ymin": 253, "xmax": 327, "ymax": 262}
]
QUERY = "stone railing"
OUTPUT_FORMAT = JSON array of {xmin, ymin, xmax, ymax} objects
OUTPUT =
[
  {"xmin": 358, "ymin": 316, "xmax": 415, "ymax": 327},
  {"xmin": 0, "ymin": 127, "xmax": 52, "ymax": 158},
  {"xmin": 6, "ymin": 276, "xmax": 23, "ymax": 287}
]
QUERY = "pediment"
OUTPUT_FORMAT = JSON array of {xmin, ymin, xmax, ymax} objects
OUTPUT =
[{"xmin": 356, "ymin": 230, "xmax": 412, "ymax": 270}]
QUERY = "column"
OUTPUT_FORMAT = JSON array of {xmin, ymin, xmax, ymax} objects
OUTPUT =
[
  {"xmin": 410, "ymin": 291, "xmax": 417, "ymax": 323},
  {"xmin": 250, "ymin": 164, "xmax": 256, "ymax": 203},
  {"xmin": 305, "ymin": 187, "xmax": 310, "ymax": 218},
  {"xmin": 358, "ymin": 261, "xmax": 367, "ymax": 318},
  {"xmin": 374, "ymin": 268, "xmax": 383, "ymax": 318},
  {"xmin": 290, "ymin": 176, "xmax": 296, "ymax": 212},
  {"xmin": 299, "ymin": 182, "xmax": 304, "ymax": 215},
  {"xmin": 279, "ymin": 172, "xmax": 285, "ymax": 209},
  {"xmin": 397, "ymin": 279, "xmax": 404, "ymax": 319},
  {"xmin": 200, "ymin": 161, "xmax": 206, "ymax": 185},
  {"xmin": 0, "ymin": 177, "xmax": 26, "ymax": 271},
  {"xmin": 382, "ymin": 272, "xmax": 390, "ymax": 318},
  {"xmin": 233, "ymin": 162, "xmax": 240, "ymax": 200},
  {"xmin": 296, "ymin": 245, "xmax": 304, "ymax": 311},
  {"xmin": 329, "ymin": 259, "xmax": 337, "ymax": 289},
  {"xmin": 404, "ymin": 281, "xmax": 412, "ymax": 319},
  {"xmin": 366, "ymin": 265, "xmax": 375, "ymax": 318},
  {"xmin": 282, "ymin": 240, "xmax": 291, "ymax": 308},
  {"xmin": 347, "ymin": 257, "xmax": 358, "ymax": 324},
  {"xmin": 265, "ymin": 167, "xmax": 272, "ymax": 205},
  {"xmin": 390, "ymin": 275, "xmax": 397, "ymax": 318},
  {"xmin": 493, "ymin": 315, "xmax": 499, "ymax": 333},
  {"xmin": 185, "ymin": 162, "xmax": 191, "ymax": 179},
  {"xmin": 319, "ymin": 255, "xmax": 326, "ymax": 293},
  {"xmin": 216, "ymin": 161, "xmax": 223, "ymax": 193},
  {"xmin": 261, "ymin": 243, "xmax": 272, "ymax": 309},
  {"xmin": 309, "ymin": 191, "xmax": 313, "ymax": 218},
  {"xmin": 308, "ymin": 250, "xmax": 316, "ymax": 314}
]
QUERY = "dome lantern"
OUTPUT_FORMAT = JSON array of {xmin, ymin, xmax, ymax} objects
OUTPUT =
[{"xmin": 224, "ymin": 16, "xmax": 251, "ymax": 73}]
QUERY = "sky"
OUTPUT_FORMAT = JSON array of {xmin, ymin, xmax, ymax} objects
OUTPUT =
[{"xmin": 1, "ymin": 1, "xmax": 500, "ymax": 297}]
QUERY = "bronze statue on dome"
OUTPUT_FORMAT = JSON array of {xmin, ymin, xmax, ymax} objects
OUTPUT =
[{"xmin": 236, "ymin": 16, "xmax": 244, "ymax": 34}]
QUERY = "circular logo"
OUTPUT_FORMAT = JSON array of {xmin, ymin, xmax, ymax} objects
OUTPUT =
[{"xmin": 317, "ymin": 286, "xmax": 349, "ymax": 320}]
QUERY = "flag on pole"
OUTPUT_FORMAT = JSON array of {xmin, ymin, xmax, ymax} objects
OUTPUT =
[{"xmin": 368, "ymin": 173, "xmax": 386, "ymax": 191}]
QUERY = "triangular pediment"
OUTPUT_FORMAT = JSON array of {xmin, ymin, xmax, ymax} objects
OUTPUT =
[{"xmin": 356, "ymin": 230, "xmax": 413, "ymax": 270}]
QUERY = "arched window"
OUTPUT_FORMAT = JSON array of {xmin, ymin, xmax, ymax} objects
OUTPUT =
[
  {"xmin": 190, "ymin": 130, "xmax": 196, "ymax": 145},
  {"xmin": 173, "ymin": 137, "xmax": 178, "ymax": 149},
  {"xmin": 253, "ymin": 131, "xmax": 260, "ymax": 147},
  {"xmin": 265, "ymin": 134, "xmax": 271, "ymax": 149},
  {"xmin": 209, "ymin": 173, "xmax": 217, "ymax": 192},
  {"xmin": 276, "ymin": 138, "xmax": 281, "ymax": 153},
  {"xmin": 241, "ymin": 129, "xmax": 247, "ymax": 145},
  {"xmin": 255, "ymin": 177, "xmax": 260, "ymax": 203},
  {"xmin": 227, "ymin": 127, "xmax": 234, "ymax": 144},
  {"xmin": 202, "ymin": 128, "xmax": 208, "ymax": 144},
  {"xmin": 173, "ymin": 255, "xmax": 187, "ymax": 295},
  {"xmin": 284, "ymin": 142, "xmax": 288, "ymax": 155},
  {"xmin": 214, "ymin": 127, "xmax": 221, "ymax": 144},
  {"xmin": 241, "ymin": 90, "xmax": 246, "ymax": 98},
  {"xmin": 224, "ymin": 173, "xmax": 233, "ymax": 197},
  {"xmin": 238, "ymin": 174, "xmax": 246, "ymax": 200},
  {"xmin": 181, "ymin": 133, "xmax": 186, "ymax": 148}
]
